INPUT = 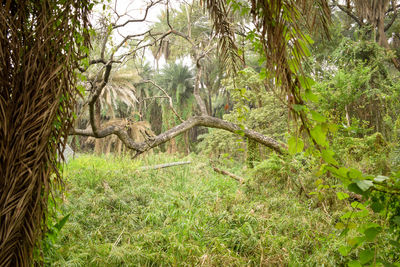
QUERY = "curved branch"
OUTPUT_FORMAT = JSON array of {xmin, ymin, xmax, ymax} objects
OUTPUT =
[
  {"xmin": 332, "ymin": 1, "xmax": 363, "ymax": 27},
  {"xmin": 385, "ymin": 5, "xmax": 398, "ymax": 32},
  {"xmin": 71, "ymin": 115, "xmax": 287, "ymax": 156}
]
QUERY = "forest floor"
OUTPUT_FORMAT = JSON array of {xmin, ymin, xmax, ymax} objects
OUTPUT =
[{"xmin": 46, "ymin": 153, "xmax": 348, "ymax": 266}]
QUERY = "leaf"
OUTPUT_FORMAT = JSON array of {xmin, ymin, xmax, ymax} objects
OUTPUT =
[
  {"xmin": 336, "ymin": 192, "xmax": 349, "ymax": 200},
  {"xmin": 310, "ymin": 125, "xmax": 327, "ymax": 147},
  {"xmin": 359, "ymin": 249, "xmax": 374, "ymax": 264},
  {"xmin": 348, "ymin": 260, "xmax": 362, "ymax": 267},
  {"xmin": 364, "ymin": 227, "xmax": 381, "ymax": 241},
  {"xmin": 305, "ymin": 88, "xmax": 318, "ymax": 102},
  {"xmin": 348, "ymin": 169, "xmax": 362, "ymax": 180},
  {"xmin": 292, "ymin": 104, "xmax": 305, "ymax": 112},
  {"xmin": 348, "ymin": 236, "xmax": 365, "ymax": 246},
  {"xmin": 338, "ymin": 245, "xmax": 352, "ymax": 256},
  {"xmin": 288, "ymin": 136, "xmax": 304, "ymax": 154},
  {"xmin": 351, "ymin": 201, "xmax": 366, "ymax": 210},
  {"xmin": 356, "ymin": 180, "xmax": 373, "ymax": 191},
  {"xmin": 370, "ymin": 201, "xmax": 384, "ymax": 213},
  {"xmin": 374, "ymin": 175, "xmax": 389, "ymax": 183},
  {"xmin": 335, "ymin": 222, "xmax": 345, "ymax": 230},
  {"xmin": 321, "ymin": 149, "xmax": 338, "ymax": 165},
  {"xmin": 341, "ymin": 211, "xmax": 353, "ymax": 220},
  {"xmin": 54, "ymin": 214, "xmax": 70, "ymax": 231},
  {"xmin": 310, "ymin": 110, "xmax": 326, "ymax": 122},
  {"xmin": 348, "ymin": 183, "xmax": 364, "ymax": 195}
]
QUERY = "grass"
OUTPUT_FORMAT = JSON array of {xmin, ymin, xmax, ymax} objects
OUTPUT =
[{"xmin": 47, "ymin": 153, "xmax": 348, "ymax": 266}]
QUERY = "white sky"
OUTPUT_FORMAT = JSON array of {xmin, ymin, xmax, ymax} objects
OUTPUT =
[{"xmin": 91, "ymin": 0, "xmax": 191, "ymax": 69}]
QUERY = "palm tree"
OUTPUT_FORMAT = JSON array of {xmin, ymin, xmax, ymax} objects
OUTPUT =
[
  {"xmin": 156, "ymin": 62, "xmax": 195, "ymax": 152},
  {"xmin": 157, "ymin": 62, "xmax": 194, "ymax": 108}
]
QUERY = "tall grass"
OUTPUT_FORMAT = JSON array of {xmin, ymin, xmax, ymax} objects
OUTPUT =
[{"xmin": 47, "ymin": 153, "xmax": 346, "ymax": 266}]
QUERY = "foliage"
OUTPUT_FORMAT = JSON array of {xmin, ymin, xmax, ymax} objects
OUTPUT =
[
  {"xmin": 198, "ymin": 67, "xmax": 287, "ymax": 161},
  {"xmin": 47, "ymin": 154, "xmax": 352, "ymax": 266},
  {"xmin": 313, "ymin": 37, "xmax": 400, "ymax": 139}
]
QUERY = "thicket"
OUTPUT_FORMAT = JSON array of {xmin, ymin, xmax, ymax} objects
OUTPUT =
[{"xmin": 54, "ymin": 1, "xmax": 400, "ymax": 266}]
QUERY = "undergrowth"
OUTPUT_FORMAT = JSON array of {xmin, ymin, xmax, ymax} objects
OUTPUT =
[{"xmin": 47, "ymin": 153, "xmax": 359, "ymax": 266}]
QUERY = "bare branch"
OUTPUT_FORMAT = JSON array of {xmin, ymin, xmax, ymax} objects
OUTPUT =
[
  {"xmin": 140, "ymin": 161, "xmax": 191, "ymax": 170},
  {"xmin": 212, "ymin": 165, "xmax": 244, "ymax": 183},
  {"xmin": 332, "ymin": 1, "xmax": 363, "ymax": 27},
  {"xmin": 112, "ymin": 0, "xmax": 163, "ymax": 29},
  {"xmin": 137, "ymin": 80, "xmax": 184, "ymax": 122},
  {"xmin": 166, "ymin": 0, "xmax": 173, "ymax": 30},
  {"xmin": 88, "ymin": 63, "xmax": 113, "ymax": 135},
  {"xmin": 385, "ymin": 3, "xmax": 398, "ymax": 32}
]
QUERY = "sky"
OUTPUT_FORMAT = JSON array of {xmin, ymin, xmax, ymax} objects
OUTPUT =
[{"xmin": 91, "ymin": 0, "xmax": 190, "ymax": 69}]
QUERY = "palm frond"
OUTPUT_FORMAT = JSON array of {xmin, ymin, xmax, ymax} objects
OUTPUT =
[
  {"xmin": 0, "ymin": 1, "xmax": 90, "ymax": 265},
  {"xmin": 201, "ymin": 0, "xmax": 242, "ymax": 74}
]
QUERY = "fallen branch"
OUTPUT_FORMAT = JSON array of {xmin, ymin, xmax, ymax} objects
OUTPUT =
[
  {"xmin": 139, "ymin": 161, "xmax": 191, "ymax": 170},
  {"xmin": 71, "ymin": 115, "xmax": 288, "ymax": 157},
  {"xmin": 212, "ymin": 166, "xmax": 244, "ymax": 183}
]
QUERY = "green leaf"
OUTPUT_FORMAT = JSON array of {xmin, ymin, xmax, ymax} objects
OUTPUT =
[
  {"xmin": 356, "ymin": 180, "xmax": 373, "ymax": 191},
  {"xmin": 348, "ymin": 183, "xmax": 364, "ymax": 195},
  {"xmin": 348, "ymin": 260, "xmax": 362, "ymax": 267},
  {"xmin": 310, "ymin": 110, "xmax": 326, "ymax": 122},
  {"xmin": 54, "ymin": 214, "xmax": 70, "ymax": 231},
  {"xmin": 288, "ymin": 136, "xmax": 304, "ymax": 154},
  {"xmin": 305, "ymin": 88, "xmax": 318, "ymax": 102},
  {"xmin": 374, "ymin": 175, "xmax": 389, "ymax": 183},
  {"xmin": 348, "ymin": 169, "xmax": 362, "ymax": 179},
  {"xmin": 370, "ymin": 201, "xmax": 384, "ymax": 213},
  {"xmin": 303, "ymin": 33, "xmax": 315, "ymax": 45},
  {"xmin": 359, "ymin": 249, "xmax": 374, "ymax": 264},
  {"xmin": 351, "ymin": 201, "xmax": 366, "ymax": 210},
  {"xmin": 321, "ymin": 149, "xmax": 338, "ymax": 165},
  {"xmin": 292, "ymin": 104, "xmax": 305, "ymax": 112},
  {"xmin": 335, "ymin": 222, "xmax": 345, "ymax": 230},
  {"xmin": 337, "ymin": 192, "xmax": 349, "ymax": 200},
  {"xmin": 364, "ymin": 227, "xmax": 381, "ymax": 241},
  {"xmin": 310, "ymin": 125, "xmax": 327, "ymax": 147},
  {"xmin": 298, "ymin": 75, "xmax": 316, "ymax": 88},
  {"xmin": 338, "ymin": 245, "xmax": 352, "ymax": 256},
  {"xmin": 234, "ymin": 129, "xmax": 245, "ymax": 136},
  {"xmin": 341, "ymin": 211, "xmax": 353, "ymax": 220}
]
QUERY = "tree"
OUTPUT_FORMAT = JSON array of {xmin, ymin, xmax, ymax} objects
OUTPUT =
[
  {"xmin": 71, "ymin": 1, "xmax": 288, "ymax": 157},
  {"xmin": 332, "ymin": 0, "xmax": 400, "ymax": 71},
  {"xmin": 0, "ymin": 1, "xmax": 90, "ymax": 265}
]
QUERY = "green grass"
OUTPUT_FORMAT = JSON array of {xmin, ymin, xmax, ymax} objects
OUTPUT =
[{"xmin": 47, "ymin": 153, "xmax": 347, "ymax": 266}]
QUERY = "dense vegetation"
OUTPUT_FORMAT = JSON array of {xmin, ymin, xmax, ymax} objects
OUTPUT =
[
  {"xmin": 42, "ymin": 154, "xmax": 372, "ymax": 265},
  {"xmin": 2, "ymin": 0, "xmax": 400, "ymax": 265},
  {"xmin": 53, "ymin": 0, "xmax": 400, "ymax": 265}
]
